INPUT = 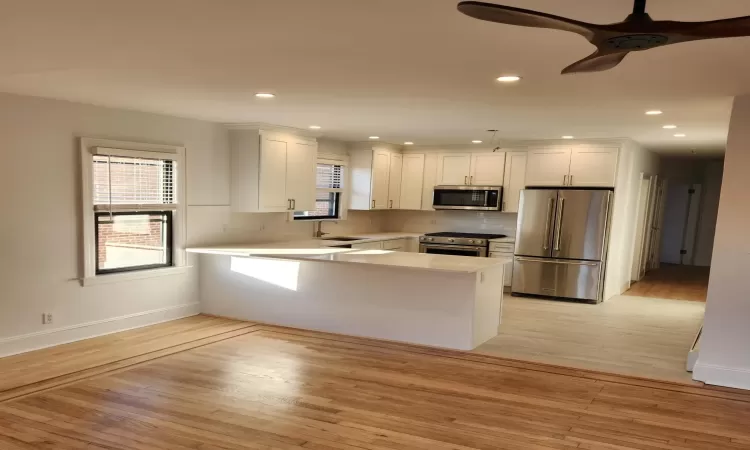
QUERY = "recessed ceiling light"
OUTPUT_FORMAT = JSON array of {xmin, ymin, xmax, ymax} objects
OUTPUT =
[
  {"xmin": 309, "ymin": 125, "xmax": 321, "ymax": 129},
  {"xmin": 496, "ymin": 75, "xmax": 521, "ymax": 83},
  {"xmin": 674, "ymin": 133, "xmax": 686, "ymax": 137},
  {"xmin": 369, "ymin": 136, "xmax": 380, "ymax": 140},
  {"xmin": 561, "ymin": 135, "xmax": 574, "ymax": 139},
  {"xmin": 663, "ymin": 125, "xmax": 677, "ymax": 129},
  {"xmin": 472, "ymin": 140, "xmax": 483, "ymax": 144},
  {"xmin": 404, "ymin": 141, "xmax": 414, "ymax": 145},
  {"xmin": 645, "ymin": 110, "xmax": 663, "ymax": 115},
  {"xmin": 255, "ymin": 92, "xmax": 275, "ymax": 98}
]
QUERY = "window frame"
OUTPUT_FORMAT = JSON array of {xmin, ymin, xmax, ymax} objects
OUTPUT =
[
  {"xmin": 291, "ymin": 155, "xmax": 349, "ymax": 222},
  {"xmin": 80, "ymin": 138, "xmax": 187, "ymax": 286}
]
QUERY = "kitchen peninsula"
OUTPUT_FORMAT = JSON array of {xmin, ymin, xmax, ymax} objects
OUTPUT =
[{"xmin": 188, "ymin": 235, "xmax": 507, "ymax": 350}]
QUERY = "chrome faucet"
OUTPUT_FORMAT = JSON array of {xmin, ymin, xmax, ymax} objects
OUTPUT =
[{"xmin": 313, "ymin": 221, "xmax": 329, "ymax": 238}]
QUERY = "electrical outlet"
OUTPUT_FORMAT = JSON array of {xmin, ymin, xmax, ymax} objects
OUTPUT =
[{"xmin": 42, "ymin": 313, "xmax": 53, "ymax": 325}]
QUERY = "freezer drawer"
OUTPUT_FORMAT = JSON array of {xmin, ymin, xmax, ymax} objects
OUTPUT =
[{"xmin": 511, "ymin": 256, "xmax": 603, "ymax": 302}]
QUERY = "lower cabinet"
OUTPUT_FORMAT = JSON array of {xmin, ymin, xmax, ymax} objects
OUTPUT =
[
  {"xmin": 352, "ymin": 238, "xmax": 412, "ymax": 252},
  {"xmin": 351, "ymin": 241, "xmax": 384, "ymax": 250},
  {"xmin": 489, "ymin": 241, "xmax": 515, "ymax": 288}
]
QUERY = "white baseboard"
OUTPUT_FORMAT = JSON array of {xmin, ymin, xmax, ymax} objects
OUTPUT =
[
  {"xmin": 693, "ymin": 362, "xmax": 750, "ymax": 390},
  {"xmin": 0, "ymin": 303, "xmax": 200, "ymax": 358}
]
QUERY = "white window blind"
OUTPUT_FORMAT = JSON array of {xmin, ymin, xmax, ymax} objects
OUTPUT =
[
  {"xmin": 316, "ymin": 163, "xmax": 343, "ymax": 191},
  {"xmin": 92, "ymin": 155, "xmax": 177, "ymax": 212}
]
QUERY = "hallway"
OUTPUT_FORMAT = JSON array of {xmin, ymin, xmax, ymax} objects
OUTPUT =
[{"xmin": 625, "ymin": 264, "xmax": 710, "ymax": 302}]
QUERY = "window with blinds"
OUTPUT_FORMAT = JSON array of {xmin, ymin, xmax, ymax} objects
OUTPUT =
[
  {"xmin": 91, "ymin": 154, "xmax": 176, "ymax": 274},
  {"xmin": 294, "ymin": 162, "xmax": 345, "ymax": 220}
]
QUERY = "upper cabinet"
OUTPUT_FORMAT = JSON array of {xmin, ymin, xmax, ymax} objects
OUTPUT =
[
  {"xmin": 525, "ymin": 147, "xmax": 572, "ymax": 187},
  {"xmin": 502, "ymin": 151, "xmax": 528, "ymax": 213},
  {"xmin": 387, "ymin": 153, "xmax": 403, "ymax": 209},
  {"xmin": 568, "ymin": 146, "xmax": 619, "ymax": 187},
  {"xmin": 421, "ymin": 153, "xmax": 439, "ymax": 211},
  {"xmin": 231, "ymin": 129, "xmax": 318, "ymax": 213},
  {"xmin": 400, "ymin": 153, "xmax": 425, "ymax": 210},
  {"xmin": 470, "ymin": 153, "xmax": 506, "ymax": 185},
  {"xmin": 350, "ymin": 145, "xmax": 403, "ymax": 210},
  {"xmin": 525, "ymin": 145, "xmax": 618, "ymax": 188},
  {"xmin": 436, "ymin": 152, "xmax": 505, "ymax": 186}
]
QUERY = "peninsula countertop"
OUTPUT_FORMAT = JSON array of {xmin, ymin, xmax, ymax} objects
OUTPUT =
[{"xmin": 186, "ymin": 233, "xmax": 509, "ymax": 273}]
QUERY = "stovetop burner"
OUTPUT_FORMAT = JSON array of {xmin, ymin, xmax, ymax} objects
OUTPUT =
[{"xmin": 424, "ymin": 232, "xmax": 507, "ymax": 240}]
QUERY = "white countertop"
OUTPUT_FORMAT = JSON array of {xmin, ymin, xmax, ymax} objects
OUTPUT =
[{"xmin": 186, "ymin": 232, "xmax": 509, "ymax": 273}]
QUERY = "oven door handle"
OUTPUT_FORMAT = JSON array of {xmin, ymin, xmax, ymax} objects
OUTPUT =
[{"xmin": 420, "ymin": 243, "xmax": 486, "ymax": 256}]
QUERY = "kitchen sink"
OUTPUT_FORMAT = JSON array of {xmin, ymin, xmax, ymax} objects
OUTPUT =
[{"xmin": 321, "ymin": 236, "xmax": 364, "ymax": 241}]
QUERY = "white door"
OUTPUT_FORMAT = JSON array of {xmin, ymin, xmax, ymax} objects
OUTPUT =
[
  {"xmin": 371, "ymin": 150, "xmax": 391, "ymax": 209},
  {"xmin": 437, "ymin": 153, "xmax": 472, "ymax": 185},
  {"xmin": 286, "ymin": 139, "xmax": 318, "ymax": 211},
  {"xmin": 502, "ymin": 151, "xmax": 527, "ymax": 213},
  {"xmin": 258, "ymin": 137, "xmax": 289, "ymax": 212},
  {"xmin": 569, "ymin": 146, "xmax": 619, "ymax": 187},
  {"xmin": 400, "ymin": 153, "xmax": 425, "ymax": 210},
  {"xmin": 525, "ymin": 147, "xmax": 572, "ymax": 186},
  {"xmin": 421, "ymin": 153, "xmax": 438, "ymax": 211},
  {"xmin": 387, "ymin": 153, "xmax": 403, "ymax": 209},
  {"xmin": 470, "ymin": 152, "xmax": 506, "ymax": 185}
]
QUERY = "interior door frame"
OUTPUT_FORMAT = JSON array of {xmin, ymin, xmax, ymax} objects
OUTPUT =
[
  {"xmin": 639, "ymin": 175, "xmax": 659, "ymax": 278},
  {"xmin": 649, "ymin": 179, "xmax": 668, "ymax": 270},
  {"xmin": 631, "ymin": 174, "xmax": 652, "ymax": 283}
]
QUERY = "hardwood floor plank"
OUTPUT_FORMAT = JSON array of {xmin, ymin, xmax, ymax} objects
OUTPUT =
[{"xmin": 1, "ymin": 321, "xmax": 749, "ymax": 450}]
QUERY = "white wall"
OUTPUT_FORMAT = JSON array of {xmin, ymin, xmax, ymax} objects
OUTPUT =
[
  {"xmin": 0, "ymin": 92, "xmax": 232, "ymax": 356},
  {"xmin": 694, "ymin": 95, "xmax": 750, "ymax": 389},
  {"xmin": 603, "ymin": 140, "xmax": 660, "ymax": 300}
]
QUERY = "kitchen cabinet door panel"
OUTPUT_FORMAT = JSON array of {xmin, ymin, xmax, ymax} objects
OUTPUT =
[
  {"xmin": 437, "ymin": 154, "xmax": 472, "ymax": 185},
  {"xmin": 502, "ymin": 151, "xmax": 527, "ymax": 213},
  {"xmin": 371, "ymin": 150, "xmax": 391, "ymax": 209},
  {"xmin": 286, "ymin": 140, "xmax": 318, "ymax": 211},
  {"xmin": 400, "ymin": 154, "xmax": 425, "ymax": 210},
  {"xmin": 387, "ymin": 153, "xmax": 403, "ymax": 209},
  {"xmin": 258, "ymin": 138, "xmax": 289, "ymax": 212},
  {"xmin": 525, "ymin": 148, "xmax": 572, "ymax": 187},
  {"xmin": 421, "ymin": 154, "xmax": 438, "ymax": 211},
  {"xmin": 569, "ymin": 146, "xmax": 619, "ymax": 187},
  {"xmin": 470, "ymin": 153, "xmax": 505, "ymax": 185}
]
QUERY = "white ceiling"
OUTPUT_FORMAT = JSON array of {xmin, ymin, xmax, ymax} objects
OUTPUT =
[{"xmin": 2, "ymin": 0, "xmax": 748, "ymax": 154}]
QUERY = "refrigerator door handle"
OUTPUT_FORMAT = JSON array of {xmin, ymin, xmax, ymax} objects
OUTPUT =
[
  {"xmin": 516, "ymin": 256, "xmax": 598, "ymax": 266},
  {"xmin": 553, "ymin": 198, "xmax": 565, "ymax": 251},
  {"xmin": 543, "ymin": 198, "xmax": 555, "ymax": 250}
]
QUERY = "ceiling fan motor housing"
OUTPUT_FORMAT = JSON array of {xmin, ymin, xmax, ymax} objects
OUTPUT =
[{"xmin": 604, "ymin": 34, "xmax": 669, "ymax": 51}]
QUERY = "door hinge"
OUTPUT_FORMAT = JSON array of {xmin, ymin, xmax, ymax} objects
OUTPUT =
[{"xmin": 680, "ymin": 249, "xmax": 687, "ymax": 255}]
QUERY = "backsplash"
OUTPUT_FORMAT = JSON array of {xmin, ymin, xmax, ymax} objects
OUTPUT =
[
  {"xmin": 187, "ymin": 206, "xmax": 387, "ymax": 246},
  {"xmin": 383, "ymin": 210, "xmax": 518, "ymax": 237}
]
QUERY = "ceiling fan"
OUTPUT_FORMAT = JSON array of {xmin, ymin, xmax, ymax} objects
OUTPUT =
[{"xmin": 457, "ymin": 0, "xmax": 750, "ymax": 74}]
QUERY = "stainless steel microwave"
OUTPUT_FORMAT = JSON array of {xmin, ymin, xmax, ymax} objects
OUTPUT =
[{"xmin": 432, "ymin": 185, "xmax": 503, "ymax": 211}]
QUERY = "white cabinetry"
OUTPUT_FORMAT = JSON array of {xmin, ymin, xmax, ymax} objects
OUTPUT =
[
  {"xmin": 387, "ymin": 153, "xmax": 403, "ymax": 209},
  {"xmin": 470, "ymin": 153, "xmax": 506, "ymax": 185},
  {"xmin": 525, "ymin": 145, "xmax": 618, "ymax": 188},
  {"xmin": 350, "ymin": 145, "xmax": 402, "ymax": 210},
  {"xmin": 352, "ymin": 238, "xmax": 410, "ymax": 252},
  {"xmin": 568, "ymin": 146, "xmax": 619, "ymax": 187},
  {"xmin": 421, "ymin": 153, "xmax": 438, "ymax": 211},
  {"xmin": 489, "ymin": 240, "xmax": 515, "ymax": 288},
  {"xmin": 502, "ymin": 151, "xmax": 528, "ymax": 213},
  {"xmin": 437, "ymin": 152, "xmax": 505, "ymax": 186},
  {"xmin": 400, "ymin": 154, "xmax": 425, "ymax": 210},
  {"xmin": 525, "ymin": 147, "xmax": 572, "ymax": 187},
  {"xmin": 230, "ymin": 129, "xmax": 318, "ymax": 213},
  {"xmin": 437, "ymin": 153, "xmax": 472, "ymax": 185}
]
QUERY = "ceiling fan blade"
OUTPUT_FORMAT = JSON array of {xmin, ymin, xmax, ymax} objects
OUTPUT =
[
  {"xmin": 457, "ymin": 1, "xmax": 597, "ymax": 40},
  {"xmin": 656, "ymin": 16, "xmax": 750, "ymax": 40},
  {"xmin": 561, "ymin": 50, "xmax": 629, "ymax": 74}
]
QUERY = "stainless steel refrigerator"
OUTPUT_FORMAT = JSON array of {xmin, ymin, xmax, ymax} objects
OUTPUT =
[{"xmin": 512, "ymin": 189, "xmax": 612, "ymax": 303}]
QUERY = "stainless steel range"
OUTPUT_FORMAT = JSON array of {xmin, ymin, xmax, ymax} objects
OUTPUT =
[{"xmin": 419, "ymin": 232, "xmax": 507, "ymax": 257}]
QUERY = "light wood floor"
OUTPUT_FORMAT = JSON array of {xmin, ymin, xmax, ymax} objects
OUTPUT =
[
  {"xmin": 2, "ymin": 322, "xmax": 750, "ymax": 450},
  {"xmin": 625, "ymin": 264, "xmax": 710, "ymax": 302},
  {"xmin": 476, "ymin": 295, "xmax": 705, "ymax": 384},
  {"xmin": 0, "ymin": 315, "xmax": 257, "ymax": 402}
]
